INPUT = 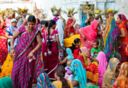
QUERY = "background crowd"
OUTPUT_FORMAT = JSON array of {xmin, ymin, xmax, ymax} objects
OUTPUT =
[{"xmin": 0, "ymin": 6, "xmax": 128, "ymax": 88}]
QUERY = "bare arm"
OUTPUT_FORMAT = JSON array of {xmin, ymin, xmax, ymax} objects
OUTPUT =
[
  {"xmin": 120, "ymin": 28, "xmax": 125, "ymax": 37},
  {"xmin": 5, "ymin": 33, "xmax": 13, "ymax": 39},
  {"xmin": 60, "ymin": 57, "xmax": 67, "ymax": 64}
]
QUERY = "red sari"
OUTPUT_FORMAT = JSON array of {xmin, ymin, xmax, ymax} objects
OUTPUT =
[
  {"xmin": 117, "ymin": 21, "xmax": 128, "ymax": 62},
  {"xmin": 42, "ymin": 27, "xmax": 47, "ymax": 55},
  {"xmin": 0, "ymin": 27, "xmax": 8, "ymax": 65},
  {"xmin": 43, "ymin": 29, "xmax": 59, "ymax": 78},
  {"xmin": 73, "ymin": 48, "xmax": 87, "ymax": 69},
  {"xmin": 65, "ymin": 18, "xmax": 75, "ymax": 37}
]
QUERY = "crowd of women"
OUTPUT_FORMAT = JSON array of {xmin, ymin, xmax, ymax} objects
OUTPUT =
[{"xmin": 0, "ymin": 7, "xmax": 128, "ymax": 88}]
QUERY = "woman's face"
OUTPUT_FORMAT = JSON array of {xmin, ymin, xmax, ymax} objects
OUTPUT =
[
  {"xmin": 117, "ymin": 16, "xmax": 121, "ymax": 23},
  {"xmin": 28, "ymin": 22, "xmax": 35, "ymax": 30}
]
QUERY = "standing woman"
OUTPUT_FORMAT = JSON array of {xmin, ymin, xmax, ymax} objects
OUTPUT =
[
  {"xmin": 65, "ymin": 8, "xmax": 76, "ymax": 38},
  {"xmin": 11, "ymin": 15, "xmax": 43, "ymax": 88},
  {"xmin": 79, "ymin": 19, "xmax": 99, "ymax": 51},
  {"xmin": 116, "ymin": 14, "xmax": 128, "ymax": 62},
  {"xmin": 0, "ymin": 17, "xmax": 11, "ymax": 69},
  {"xmin": 103, "ymin": 10, "xmax": 119, "ymax": 59},
  {"xmin": 43, "ymin": 20, "xmax": 59, "ymax": 78}
]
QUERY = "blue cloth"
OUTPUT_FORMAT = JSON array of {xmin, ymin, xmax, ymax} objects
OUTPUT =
[
  {"xmin": 6, "ymin": 25, "xmax": 18, "ymax": 52},
  {"xmin": 6, "ymin": 26, "xmax": 15, "ymax": 36},
  {"xmin": 70, "ymin": 59, "xmax": 87, "ymax": 88},
  {"xmin": 37, "ymin": 72, "xmax": 54, "ymax": 88},
  {"xmin": 80, "ymin": 11, "xmax": 87, "ymax": 27},
  {"xmin": 66, "ymin": 48, "xmax": 74, "ymax": 60},
  {"xmin": 104, "ymin": 18, "xmax": 119, "ymax": 59},
  {"xmin": 0, "ymin": 76, "xmax": 13, "ymax": 88}
]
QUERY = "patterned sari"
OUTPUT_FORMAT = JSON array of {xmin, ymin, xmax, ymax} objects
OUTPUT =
[
  {"xmin": 12, "ymin": 25, "xmax": 43, "ymax": 88},
  {"xmin": 102, "ymin": 58, "xmax": 119, "ymax": 88},
  {"xmin": 103, "ymin": 17, "xmax": 119, "ymax": 59}
]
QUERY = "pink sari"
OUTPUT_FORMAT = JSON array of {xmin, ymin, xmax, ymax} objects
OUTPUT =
[
  {"xmin": 79, "ymin": 19, "xmax": 99, "ymax": 50},
  {"xmin": 12, "ymin": 25, "xmax": 43, "ymax": 88},
  {"xmin": 96, "ymin": 51, "xmax": 108, "ymax": 88}
]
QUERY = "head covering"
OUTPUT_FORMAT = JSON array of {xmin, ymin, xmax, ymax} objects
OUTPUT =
[
  {"xmin": 102, "ymin": 58, "xmax": 120, "ymax": 88},
  {"xmin": 96, "ymin": 51, "xmax": 107, "ymax": 73},
  {"xmin": 106, "ymin": 9, "xmax": 118, "ymax": 14},
  {"xmin": 70, "ymin": 59, "xmax": 87, "ymax": 88},
  {"xmin": 11, "ymin": 19, "xmax": 17, "ymax": 23},
  {"xmin": 66, "ymin": 48, "xmax": 74, "ymax": 60},
  {"xmin": 96, "ymin": 51, "xmax": 108, "ymax": 87},
  {"xmin": 108, "ymin": 58, "xmax": 120, "ymax": 71},
  {"xmin": 118, "ymin": 14, "xmax": 127, "ymax": 22},
  {"xmin": 91, "ymin": 19, "xmax": 99, "ymax": 30}
]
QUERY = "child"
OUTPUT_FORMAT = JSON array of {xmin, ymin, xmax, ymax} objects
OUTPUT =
[
  {"xmin": 53, "ymin": 65, "xmax": 73, "ymax": 88},
  {"xmin": 91, "ymin": 40, "xmax": 101, "ymax": 59}
]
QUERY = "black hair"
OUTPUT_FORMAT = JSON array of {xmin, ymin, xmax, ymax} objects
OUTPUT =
[
  {"xmin": 55, "ymin": 65, "xmax": 70, "ymax": 88},
  {"xmin": 74, "ymin": 38, "xmax": 80, "ymax": 44},
  {"xmin": 41, "ymin": 20, "xmax": 49, "ymax": 27},
  {"xmin": 70, "ymin": 38, "xmax": 80, "ymax": 52},
  {"xmin": 27, "ymin": 15, "xmax": 36, "ymax": 23},
  {"xmin": 47, "ymin": 20, "xmax": 56, "ymax": 48}
]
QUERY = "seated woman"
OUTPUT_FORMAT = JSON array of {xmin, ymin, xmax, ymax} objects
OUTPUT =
[
  {"xmin": 60, "ymin": 48, "xmax": 87, "ymax": 88},
  {"xmin": 53, "ymin": 65, "xmax": 73, "ymax": 88},
  {"xmin": 37, "ymin": 65, "xmax": 73, "ymax": 88},
  {"xmin": 102, "ymin": 58, "xmax": 120, "ymax": 88},
  {"xmin": 96, "ymin": 51, "xmax": 108, "ymax": 88},
  {"xmin": 71, "ymin": 38, "xmax": 89, "ymax": 68},
  {"xmin": 113, "ymin": 62, "xmax": 128, "ymax": 88},
  {"xmin": 68, "ymin": 58, "xmax": 87, "ymax": 88}
]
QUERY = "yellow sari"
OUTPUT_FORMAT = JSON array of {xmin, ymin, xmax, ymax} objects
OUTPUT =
[
  {"xmin": 64, "ymin": 34, "xmax": 80, "ymax": 48},
  {"xmin": 0, "ymin": 54, "xmax": 13, "ymax": 78},
  {"xmin": 52, "ymin": 80, "xmax": 73, "ymax": 88}
]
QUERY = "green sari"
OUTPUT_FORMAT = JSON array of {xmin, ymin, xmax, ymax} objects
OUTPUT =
[{"xmin": 0, "ymin": 76, "xmax": 13, "ymax": 88}]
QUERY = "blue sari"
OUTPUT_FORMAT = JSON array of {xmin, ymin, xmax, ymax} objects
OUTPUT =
[
  {"xmin": 70, "ymin": 59, "xmax": 87, "ymax": 88},
  {"xmin": 104, "ymin": 18, "xmax": 119, "ymax": 59}
]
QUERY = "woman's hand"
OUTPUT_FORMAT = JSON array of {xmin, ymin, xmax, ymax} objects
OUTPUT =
[{"xmin": 28, "ymin": 52, "xmax": 34, "ymax": 59}]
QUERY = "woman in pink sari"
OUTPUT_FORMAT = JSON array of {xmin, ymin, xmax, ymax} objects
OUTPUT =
[
  {"xmin": 11, "ymin": 15, "xmax": 43, "ymax": 88},
  {"xmin": 79, "ymin": 19, "xmax": 99, "ymax": 51},
  {"xmin": 96, "ymin": 51, "xmax": 107, "ymax": 88}
]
